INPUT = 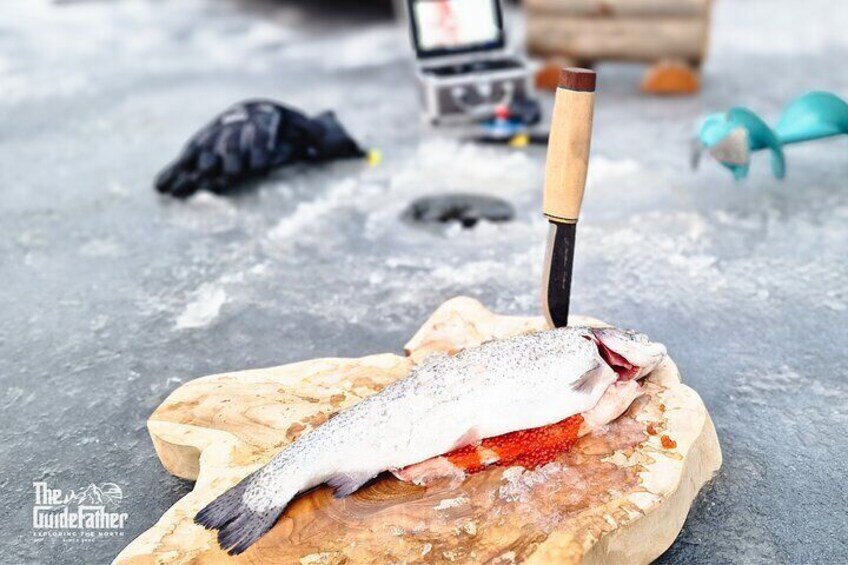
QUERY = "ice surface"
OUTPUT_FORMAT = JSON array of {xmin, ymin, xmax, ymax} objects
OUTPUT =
[
  {"xmin": 175, "ymin": 283, "xmax": 229, "ymax": 330},
  {"xmin": 1, "ymin": 0, "xmax": 847, "ymax": 563}
]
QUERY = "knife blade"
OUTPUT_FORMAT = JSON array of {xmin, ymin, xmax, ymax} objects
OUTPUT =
[{"xmin": 541, "ymin": 68, "xmax": 597, "ymax": 328}]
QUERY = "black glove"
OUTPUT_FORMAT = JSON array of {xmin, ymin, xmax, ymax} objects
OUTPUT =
[{"xmin": 155, "ymin": 100, "xmax": 365, "ymax": 198}]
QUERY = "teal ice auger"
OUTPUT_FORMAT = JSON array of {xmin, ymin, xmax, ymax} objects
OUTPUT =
[{"xmin": 692, "ymin": 91, "xmax": 848, "ymax": 179}]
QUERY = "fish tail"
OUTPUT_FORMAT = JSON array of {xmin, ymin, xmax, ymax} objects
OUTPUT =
[{"xmin": 195, "ymin": 473, "xmax": 295, "ymax": 556}]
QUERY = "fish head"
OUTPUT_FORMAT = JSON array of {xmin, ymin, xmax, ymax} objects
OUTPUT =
[{"xmin": 590, "ymin": 328, "xmax": 666, "ymax": 381}]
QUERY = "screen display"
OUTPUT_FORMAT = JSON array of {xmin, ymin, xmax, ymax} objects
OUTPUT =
[{"xmin": 412, "ymin": 0, "xmax": 501, "ymax": 53}]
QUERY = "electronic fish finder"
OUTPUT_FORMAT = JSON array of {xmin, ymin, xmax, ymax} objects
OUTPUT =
[{"xmin": 405, "ymin": 0, "xmax": 533, "ymax": 125}]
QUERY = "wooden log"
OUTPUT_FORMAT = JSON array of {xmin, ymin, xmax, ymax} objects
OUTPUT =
[
  {"xmin": 115, "ymin": 296, "xmax": 721, "ymax": 565},
  {"xmin": 524, "ymin": 0, "xmax": 710, "ymax": 18},
  {"xmin": 527, "ymin": 15, "xmax": 708, "ymax": 63}
]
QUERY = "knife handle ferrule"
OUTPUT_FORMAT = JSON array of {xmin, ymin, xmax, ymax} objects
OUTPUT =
[{"xmin": 543, "ymin": 68, "xmax": 596, "ymax": 224}]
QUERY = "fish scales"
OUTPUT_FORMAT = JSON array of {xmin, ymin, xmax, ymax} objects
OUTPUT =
[{"xmin": 195, "ymin": 326, "xmax": 666, "ymax": 555}]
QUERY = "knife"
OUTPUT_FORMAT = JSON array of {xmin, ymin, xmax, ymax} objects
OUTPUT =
[{"xmin": 541, "ymin": 68, "xmax": 596, "ymax": 328}]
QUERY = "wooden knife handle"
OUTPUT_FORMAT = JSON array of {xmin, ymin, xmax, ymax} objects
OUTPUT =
[{"xmin": 543, "ymin": 68, "xmax": 596, "ymax": 224}]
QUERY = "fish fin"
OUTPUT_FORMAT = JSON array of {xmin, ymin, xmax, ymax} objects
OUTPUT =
[
  {"xmin": 195, "ymin": 477, "xmax": 288, "ymax": 555},
  {"xmin": 195, "ymin": 479, "xmax": 250, "ymax": 531},
  {"xmin": 326, "ymin": 471, "xmax": 378, "ymax": 498},
  {"xmin": 570, "ymin": 364, "xmax": 610, "ymax": 395},
  {"xmin": 392, "ymin": 457, "xmax": 465, "ymax": 486},
  {"xmin": 451, "ymin": 427, "xmax": 482, "ymax": 450}
]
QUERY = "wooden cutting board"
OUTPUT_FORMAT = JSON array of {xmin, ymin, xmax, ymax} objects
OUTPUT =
[{"xmin": 115, "ymin": 297, "xmax": 721, "ymax": 565}]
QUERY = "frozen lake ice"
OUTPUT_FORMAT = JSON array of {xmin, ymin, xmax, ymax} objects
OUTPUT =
[{"xmin": 1, "ymin": 0, "xmax": 846, "ymax": 563}]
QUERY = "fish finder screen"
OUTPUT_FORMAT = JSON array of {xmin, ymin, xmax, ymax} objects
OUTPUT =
[{"xmin": 412, "ymin": 0, "xmax": 501, "ymax": 52}]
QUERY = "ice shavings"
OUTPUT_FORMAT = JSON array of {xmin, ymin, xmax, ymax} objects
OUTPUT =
[
  {"xmin": 267, "ymin": 178, "xmax": 382, "ymax": 247},
  {"xmin": 244, "ymin": 140, "xmax": 547, "ymax": 327},
  {"xmin": 578, "ymin": 188, "xmax": 848, "ymax": 317},
  {"xmin": 175, "ymin": 283, "xmax": 228, "ymax": 329},
  {"xmin": 498, "ymin": 463, "xmax": 566, "ymax": 504},
  {"xmin": 363, "ymin": 140, "xmax": 540, "ymax": 240},
  {"xmin": 245, "ymin": 145, "xmax": 847, "ymax": 335},
  {"xmin": 730, "ymin": 364, "xmax": 848, "ymax": 439},
  {"xmin": 166, "ymin": 192, "xmax": 240, "ymax": 234},
  {"xmin": 434, "ymin": 496, "xmax": 470, "ymax": 511}
]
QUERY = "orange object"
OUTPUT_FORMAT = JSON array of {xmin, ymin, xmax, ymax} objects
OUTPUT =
[
  {"xmin": 445, "ymin": 414, "xmax": 585, "ymax": 473},
  {"xmin": 535, "ymin": 64, "xmax": 560, "ymax": 91},
  {"xmin": 661, "ymin": 435, "xmax": 677, "ymax": 449},
  {"xmin": 641, "ymin": 60, "xmax": 701, "ymax": 95}
]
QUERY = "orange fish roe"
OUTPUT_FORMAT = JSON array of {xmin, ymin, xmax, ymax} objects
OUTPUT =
[
  {"xmin": 445, "ymin": 414, "xmax": 585, "ymax": 474},
  {"xmin": 661, "ymin": 435, "xmax": 677, "ymax": 449},
  {"xmin": 646, "ymin": 423, "xmax": 658, "ymax": 436}
]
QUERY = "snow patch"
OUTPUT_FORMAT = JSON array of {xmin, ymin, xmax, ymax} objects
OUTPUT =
[
  {"xmin": 267, "ymin": 178, "xmax": 381, "ymax": 245},
  {"xmin": 169, "ymin": 192, "xmax": 239, "ymax": 234},
  {"xmin": 175, "ymin": 283, "xmax": 228, "ymax": 329},
  {"xmin": 283, "ymin": 25, "xmax": 405, "ymax": 70}
]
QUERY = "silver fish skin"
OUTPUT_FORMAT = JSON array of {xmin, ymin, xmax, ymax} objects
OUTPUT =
[{"xmin": 195, "ymin": 326, "xmax": 666, "ymax": 554}]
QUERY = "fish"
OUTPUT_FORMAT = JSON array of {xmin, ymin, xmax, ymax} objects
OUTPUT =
[
  {"xmin": 393, "ymin": 378, "xmax": 648, "ymax": 485},
  {"xmin": 393, "ymin": 413, "xmax": 587, "ymax": 484},
  {"xmin": 195, "ymin": 326, "xmax": 666, "ymax": 555}
]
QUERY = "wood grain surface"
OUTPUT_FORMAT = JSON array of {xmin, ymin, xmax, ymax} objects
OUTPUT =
[
  {"xmin": 115, "ymin": 297, "xmax": 721, "ymax": 565},
  {"xmin": 523, "ymin": 0, "xmax": 710, "ymax": 18},
  {"xmin": 526, "ymin": 16, "xmax": 709, "ymax": 64},
  {"xmin": 543, "ymin": 74, "xmax": 595, "ymax": 223}
]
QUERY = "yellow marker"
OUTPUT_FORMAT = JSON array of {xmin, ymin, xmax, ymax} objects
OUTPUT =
[
  {"xmin": 367, "ymin": 149, "xmax": 382, "ymax": 167},
  {"xmin": 509, "ymin": 134, "xmax": 529, "ymax": 148}
]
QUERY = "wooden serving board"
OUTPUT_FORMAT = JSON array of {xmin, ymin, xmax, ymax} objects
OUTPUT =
[{"xmin": 115, "ymin": 297, "xmax": 721, "ymax": 565}]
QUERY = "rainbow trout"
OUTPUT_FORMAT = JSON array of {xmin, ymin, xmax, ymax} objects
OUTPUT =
[{"xmin": 196, "ymin": 326, "xmax": 665, "ymax": 554}]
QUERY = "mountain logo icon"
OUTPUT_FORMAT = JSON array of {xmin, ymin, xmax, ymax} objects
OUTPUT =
[{"xmin": 71, "ymin": 483, "xmax": 123, "ymax": 509}]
